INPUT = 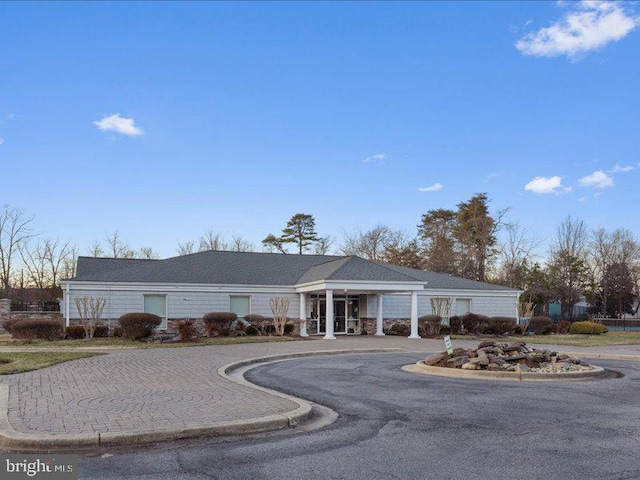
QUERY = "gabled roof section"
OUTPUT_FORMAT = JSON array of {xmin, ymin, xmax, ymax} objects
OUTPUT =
[{"xmin": 297, "ymin": 256, "xmax": 422, "ymax": 284}]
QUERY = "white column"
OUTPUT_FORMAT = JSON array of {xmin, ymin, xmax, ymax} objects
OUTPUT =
[
  {"xmin": 324, "ymin": 289, "xmax": 335, "ymax": 339},
  {"xmin": 409, "ymin": 291, "xmax": 420, "ymax": 339},
  {"xmin": 375, "ymin": 293, "xmax": 385, "ymax": 336},
  {"xmin": 299, "ymin": 293, "xmax": 308, "ymax": 337}
]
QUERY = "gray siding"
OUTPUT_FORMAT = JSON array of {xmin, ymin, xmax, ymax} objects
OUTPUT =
[
  {"xmin": 367, "ymin": 292, "xmax": 517, "ymax": 319},
  {"xmin": 65, "ymin": 287, "xmax": 300, "ymax": 322}
]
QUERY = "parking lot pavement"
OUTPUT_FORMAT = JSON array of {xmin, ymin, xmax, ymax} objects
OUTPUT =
[{"xmin": 1, "ymin": 335, "xmax": 639, "ymax": 451}]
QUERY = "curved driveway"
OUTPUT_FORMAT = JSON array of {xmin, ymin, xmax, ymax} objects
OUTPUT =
[{"xmin": 78, "ymin": 352, "xmax": 640, "ymax": 479}]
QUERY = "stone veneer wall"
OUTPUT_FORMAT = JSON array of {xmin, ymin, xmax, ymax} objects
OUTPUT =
[{"xmin": 0, "ymin": 299, "xmax": 11, "ymax": 333}]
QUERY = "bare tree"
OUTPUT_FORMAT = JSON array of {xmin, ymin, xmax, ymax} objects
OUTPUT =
[
  {"xmin": 138, "ymin": 246, "xmax": 159, "ymax": 259},
  {"xmin": 61, "ymin": 245, "xmax": 78, "ymax": 280},
  {"xmin": 105, "ymin": 231, "xmax": 135, "ymax": 258},
  {"xmin": 269, "ymin": 297, "xmax": 290, "ymax": 336},
  {"xmin": 88, "ymin": 241, "xmax": 104, "ymax": 257},
  {"xmin": 74, "ymin": 296, "xmax": 106, "ymax": 340},
  {"xmin": 0, "ymin": 205, "xmax": 34, "ymax": 293},
  {"xmin": 177, "ymin": 240, "xmax": 196, "ymax": 256},
  {"xmin": 497, "ymin": 223, "xmax": 541, "ymax": 288},
  {"xmin": 311, "ymin": 236, "xmax": 334, "ymax": 255},
  {"xmin": 199, "ymin": 230, "xmax": 228, "ymax": 251},
  {"xmin": 340, "ymin": 225, "xmax": 396, "ymax": 261},
  {"xmin": 230, "ymin": 235, "xmax": 254, "ymax": 252}
]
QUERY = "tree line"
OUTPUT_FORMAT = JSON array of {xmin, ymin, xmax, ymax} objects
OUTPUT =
[{"xmin": 1, "ymin": 197, "xmax": 639, "ymax": 319}]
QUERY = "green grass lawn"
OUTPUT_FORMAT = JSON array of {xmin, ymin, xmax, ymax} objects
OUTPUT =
[
  {"xmin": 0, "ymin": 351, "xmax": 103, "ymax": 375},
  {"xmin": 453, "ymin": 331, "xmax": 640, "ymax": 348}
]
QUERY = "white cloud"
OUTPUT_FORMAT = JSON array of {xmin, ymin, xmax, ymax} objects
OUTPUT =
[
  {"xmin": 363, "ymin": 153, "xmax": 386, "ymax": 164},
  {"xmin": 0, "ymin": 138, "xmax": 4, "ymax": 145},
  {"xmin": 93, "ymin": 113, "xmax": 144, "ymax": 137},
  {"xmin": 516, "ymin": 1, "xmax": 639, "ymax": 60},
  {"xmin": 483, "ymin": 172, "xmax": 502, "ymax": 183},
  {"xmin": 608, "ymin": 163, "xmax": 634, "ymax": 173},
  {"xmin": 418, "ymin": 183, "xmax": 443, "ymax": 192},
  {"xmin": 524, "ymin": 176, "xmax": 571, "ymax": 194},
  {"xmin": 579, "ymin": 170, "xmax": 614, "ymax": 188}
]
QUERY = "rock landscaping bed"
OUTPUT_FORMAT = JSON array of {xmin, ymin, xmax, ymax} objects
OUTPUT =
[{"xmin": 422, "ymin": 340, "xmax": 594, "ymax": 373}]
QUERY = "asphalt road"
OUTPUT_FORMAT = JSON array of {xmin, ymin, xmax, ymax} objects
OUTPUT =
[{"xmin": 78, "ymin": 353, "xmax": 640, "ymax": 480}]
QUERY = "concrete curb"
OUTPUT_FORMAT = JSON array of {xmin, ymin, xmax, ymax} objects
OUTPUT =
[
  {"xmin": 561, "ymin": 352, "xmax": 640, "ymax": 362},
  {"xmin": 0, "ymin": 348, "xmax": 401, "ymax": 452},
  {"xmin": 403, "ymin": 361, "xmax": 608, "ymax": 382}
]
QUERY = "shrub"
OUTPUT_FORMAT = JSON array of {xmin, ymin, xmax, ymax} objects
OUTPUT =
[
  {"xmin": 66, "ymin": 325, "xmax": 86, "ymax": 339},
  {"xmin": 449, "ymin": 316, "xmax": 462, "ymax": 334},
  {"xmin": 419, "ymin": 315, "xmax": 442, "ymax": 337},
  {"xmin": 203, "ymin": 312, "xmax": 237, "ymax": 337},
  {"xmin": 512, "ymin": 324, "xmax": 524, "ymax": 335},
  {"xmin": 10, "ymin": 319, "xmax": 64, "ymax": 343},
  {"xmin": 488, "ymin": 317, "xmax": 517, "ymax": 335},
  {"xmin": 284, "ymin": 323, "xmax": 295, "ymax": 335},
  {"xmin": 118, "ymin": 313, "xmax": 162, "ymax": 340},
  {"xmin": 177, "ymin": 320, "xmax": 199, "ymax": 342},
  {"xmin": 460, "ymin": 313, "xmax": 490, "ymax": 335},
  {"xmin": 245, "ymin": 325, "xmax": 259, "ymax": 336},
  {"xmin": 569, "ymin": 321, "xmax": 608, "ymax": 335},
  {"xmin": 530, "ymin": 316, "xmax": 553, "ymax": 335},
  {"xmin": 94, "ymin": 325, "xmax": 109, "ymax": 338},
  {"xmin": 113, "ymin": 326, "xmax": 124, "ymax": 338},
  {"xmin": 390, "ymin": 323, "xmax": 410, "ymax": 336},
  {"xmin": 557, "ymin": 320, "xmax": 571, "ymax": 334},
  {"xmin": 440, "ymin": 325, "xmax": 452, "ymax": 335}
]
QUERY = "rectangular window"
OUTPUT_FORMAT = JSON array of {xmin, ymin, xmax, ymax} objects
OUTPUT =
[
  {"xmin": 144, "ymin": 294, "xmax": 167, "ymax": 330},
  {"xmin": 456, "ymin": 298, "xmax": 471, "ymax": 316},
  {"xmin": 230, "ymin": 296, "xmax": 250, "ymax": 318}
]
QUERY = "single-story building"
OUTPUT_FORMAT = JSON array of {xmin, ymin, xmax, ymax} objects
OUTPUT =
[{"xmin": 61, "ymin": 251, "xmax": 521, "ymax": 339}]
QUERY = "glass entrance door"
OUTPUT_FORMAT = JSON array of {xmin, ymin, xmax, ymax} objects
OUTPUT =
[{"xmin": 334, "ymin": 299, "xmax": 346, "ymax": 334}]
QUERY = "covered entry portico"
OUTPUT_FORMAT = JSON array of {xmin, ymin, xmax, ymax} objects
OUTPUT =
[{"xmin": 295, "ymin": 280, "xmax": 425, "ymax": 339}]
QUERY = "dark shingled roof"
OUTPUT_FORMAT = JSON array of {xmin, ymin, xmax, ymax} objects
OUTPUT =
[{"xmin": 70, "ymin": 250, "xmax": 516, "ymax": 291}]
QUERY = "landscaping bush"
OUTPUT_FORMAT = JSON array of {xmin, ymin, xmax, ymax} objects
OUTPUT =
[
  {"xmin": 202, "ymin": 312, "xmax": 237, "ymax": 337},
  {"xmin": 245, "ymin": 325, "xmax": 259, "ymax": 336},
  {"xmin": 449, "ymin": 315, "xmax": 462, "ymax": 334},
  {"xmin": 94, "ymin": 325, "xmax": 109, "ymax": 338},
  {"xmin": 512, "ymin": 324, "xmax": 524, "ymax": 335},
  {"xmin": 66, "ymin": 325, "xmax": 86, "ymax": 340},
  {"xmin": 530, "ymin": 316, "xmax": 553, "ymax": 335},
  {"xmin": 113, "ymin": 326, "xmax": 124, "ymax": 338},
  {"xmin": 460, "ymin": 313, "xmax": 490, "ymax": 335},
  {"xmin": 488, "ymin": 317, "xmax": 517, "ymax": 335},
  {"xmin": 557, "ymin": 320, "xmax": 571, "ymax": 334},
  {"xmin": 419, "ymin": 315, "xmax": 442, "ymax": 337},
  {"xmin": 569, "ymin": 321, "xmax": 608, "ymax": 335},
  {"xmin": 284, "ymin": 323, "xmax": 295, "ymax": 335},
  {"xmin": 244, "ymin": 314, "xmax": 270, "ymax": 335},
  {"xmin": 440, "ymin": 325, "xmax": 452, "ymax": 335},
  {"xmin": 10, "ymin": 319, "xmax": 64, "ymax": 343},
  {"xmin": 177, "ymin": 320, "xmax": 199, "ymax": 342},
  {"xmin": 389, "ymin": 323, "xmax": 410, "ymax": 336},
  {"xmin": 118, "ymin": 313, "xmax": 162, "ymax": 340}
]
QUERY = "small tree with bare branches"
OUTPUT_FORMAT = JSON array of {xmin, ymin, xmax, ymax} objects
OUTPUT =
[
  {"xmin": 74, "ymin": 296, "xmax": 106, "ymax": 340},
  {"xmin": 430, "ymin": 297, "xmax": 452, "ymax": 327},
  {"xmin": 269, "ymin": 297, "xmax": 290, "ymax": 336}
]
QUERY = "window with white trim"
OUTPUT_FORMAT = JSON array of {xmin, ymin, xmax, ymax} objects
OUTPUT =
[
  {"xmin": 230, "ymin": 296, "xmax": 250, "ymax": 318},
  {"xmin": 144, "ymin": 294, "xmax": 167, "ymax": 330},
  {"xmin": 455, "ymin": 298, "xmax": 471, "ymax": 316}
]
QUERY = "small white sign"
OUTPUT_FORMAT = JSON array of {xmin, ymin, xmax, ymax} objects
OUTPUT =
[{"xmin": 444, "ymin": 335, "xmax": 454, "ymax": 355}]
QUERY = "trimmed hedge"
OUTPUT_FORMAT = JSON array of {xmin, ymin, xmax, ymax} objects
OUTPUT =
[
  {"xmin": 460, "ymin": 313, "xmax": 491, "ymax": 335},
  {"xmin": 94, "ymin": 325, "xmax": 109, "ymax": 338},
  {"xmin": 9, "ymin": 319, "xmax": 64, "ymax": 343},
  {"xmin": 389, "ymin": 323, "xmax": 410, "ymax": 336},
  {"xmin": 530, "ymin": 316, "xmax": 553, "ymax": 335},
  {"xmin": 118, "ymin": 313, "xmax": 161, "ymax": 340},
  {"xmin": 66, "ymin": 325, "xmax": 87, "ymax": 339},
  {"xmin": 203, "ymin": 312, "xmax": 237, "ymax": 337},
  {"xmin": 569, "ymin": 321, "xmax": 608, "ymax": 335},
  {"xmin": 419, "ymin": 315, "xmax": 442, "ymax": 337},
  {"xmin": 487, "ymin": 317, "xmax": 517, "ymax": 335}
]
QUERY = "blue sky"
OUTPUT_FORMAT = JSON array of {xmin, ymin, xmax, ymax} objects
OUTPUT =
[{"xmin": 1, "ymin": 1, "xmax": 639, "ymax": 259}]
